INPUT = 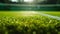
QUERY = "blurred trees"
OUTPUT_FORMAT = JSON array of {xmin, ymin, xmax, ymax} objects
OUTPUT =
[
  {"xmin": 37, "ymin": 0, "xmax": 58, "ymax": 4},
  {"xmin": 0, "ymin": 0, "xmax": 5, "ymax": 3},
  {"xmin": 0, "ymin": 0, "xmax": 24, "ymax": 4},
  {"xmin": 57, "ymin": 0, "xmax": 60, "ymax": 4},
  {"xmin": 0, "ymin": 0, "xmax": 10, "ymax": 3},
  {"xmin": 0, "ymin": 0, "xmax": 60, "ymax": 4},
  {"xmin": 46, "ymin": 0, "xmax": 57, "ymax": 4}
]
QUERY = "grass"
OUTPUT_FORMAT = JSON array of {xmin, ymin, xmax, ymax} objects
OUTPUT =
[
  {"xmin": 43, "ymin": 12, "xmax": 60, "ymax": 17},
  {"xmin": 0, "ymin": 11, "xmax": 60, "ymax": 34}
]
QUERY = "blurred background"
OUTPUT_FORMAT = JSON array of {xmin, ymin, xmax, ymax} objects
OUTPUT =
[{"xmin": 0, "ymin": 0, "xmax": 60, "ymax": 11}]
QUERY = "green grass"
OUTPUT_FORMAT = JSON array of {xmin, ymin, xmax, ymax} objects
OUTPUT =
[
  {"xmin": 43, "ymin": 12, "xmax": 60, "ymax": 17},
  {"xmin": 0, "ymin": 11, "xmax": 60, "ymax": 34},
  {"xmin": 0, "ymin": 11, "xmax": 60, "ymax": 17}
]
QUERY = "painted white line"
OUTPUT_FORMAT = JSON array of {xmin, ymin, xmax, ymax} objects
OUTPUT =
[
  {"xmin": 20, "ymin": 11, "xmax": 60, "ymax": 20},
  {"xmin": 11, "ymin": 11, "xmax": 60, "ymax": 20},
  {"xmin": 37, "ymin": 12, "xmax": 60, "ymax": 20}
]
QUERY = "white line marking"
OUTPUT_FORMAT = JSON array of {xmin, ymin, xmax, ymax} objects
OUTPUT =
[
  {"xmin": 19, "ymin": 11, "xmax": 60, "ymax": 20},
  {"xmin": 37, "ymin": 12, "xmax": 60, "ymax": 20}
]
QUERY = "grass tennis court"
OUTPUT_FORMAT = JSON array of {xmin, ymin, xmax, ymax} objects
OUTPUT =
[
  {"xmin": 0, "ymin": 11, "xmax": 60, "ymax": 34},
  {"xmin": 0, "ymin": 11, "xmax": 60, "ymax": 16},
  {"xmin": 43, "ymin": 11, "xmax": 60, "ymax": 17}
]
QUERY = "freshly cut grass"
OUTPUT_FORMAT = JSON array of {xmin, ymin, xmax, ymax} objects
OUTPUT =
[
  {"xmin": 43, "ymin": 12, "xmax": 60, "ymax": 17},
  {"xmin": 0, "ymin": 11, "xmax": 60, "ymax": 34}
]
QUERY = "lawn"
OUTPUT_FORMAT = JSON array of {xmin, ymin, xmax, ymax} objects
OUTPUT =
[
  {"xmin": 43, "ymin": 11, "xmax": 60, "ymax": 17},
  {"xmin": 0, "ymin": 11, "xmax": 60, "ymax": 34}
]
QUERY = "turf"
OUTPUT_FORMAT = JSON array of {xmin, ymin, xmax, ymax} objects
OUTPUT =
[
  {"xmin": 0, "ymin": 11, "xmax": 60, "ymax": 34},
  {"xmin": 43, "ymin": 12, "xmax": 60, "ymax": 17}
]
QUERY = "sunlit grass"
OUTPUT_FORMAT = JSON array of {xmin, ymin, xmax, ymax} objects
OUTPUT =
[
  {"xmin": 0, "ymin": 11, "xmax": 39, "ymax": 17},
  {"xmin": 43, "ymin": 12, "xmax": 60, "ymax": 17},
  {"xmin": 0, "ymin": 11, "xmax": 60, "ymax": 34}
]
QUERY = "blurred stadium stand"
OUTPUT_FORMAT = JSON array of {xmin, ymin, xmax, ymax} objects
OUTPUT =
[{"xmin": 0, "ymin": 0, "xmax": 60, "ymax": 11}]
